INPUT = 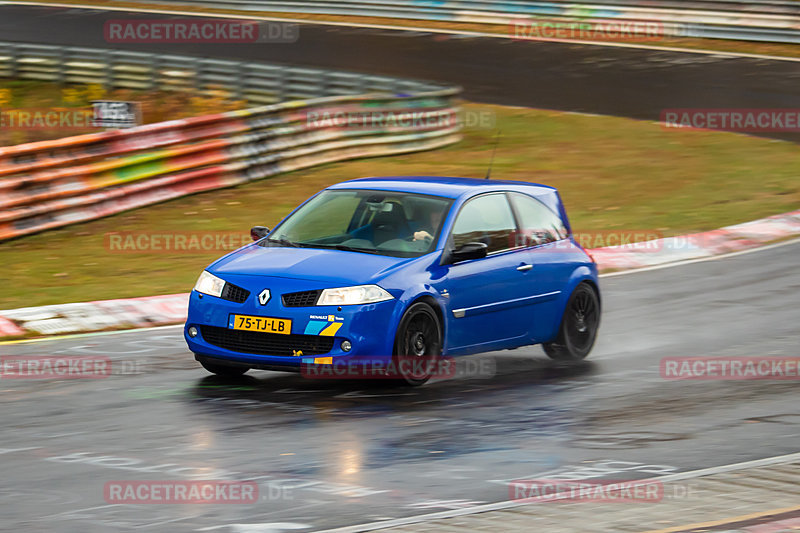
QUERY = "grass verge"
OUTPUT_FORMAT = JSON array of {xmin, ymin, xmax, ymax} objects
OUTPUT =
[{"xmin": 1, "ymin": 102, "xmax": 799, "ymax": 309}]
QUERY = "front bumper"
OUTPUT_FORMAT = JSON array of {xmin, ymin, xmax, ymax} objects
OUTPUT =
[{"xmin": 184, "ymin": 275, "xmax": 400, "ymax": 370}]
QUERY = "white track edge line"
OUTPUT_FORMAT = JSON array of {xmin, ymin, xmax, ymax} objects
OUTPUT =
[
  {"xmin": 600, "ymin": 236, "xmax": 800, "ymax": 278},
  {"xmin": 313, "ymin": 451, "xmax": 800, "ymax": 532}
]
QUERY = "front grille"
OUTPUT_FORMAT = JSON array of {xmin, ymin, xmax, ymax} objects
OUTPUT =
[
  {"xmin": 200, "ymin": 325, "xmax": 334, "ymax": 356},
  {"xmin": 221, "ymin": 282, "xmax": 250, "ymax": 303},
  {"xmin": 282, "ymin": 290, "xmax": 321, "ymax": 307}
]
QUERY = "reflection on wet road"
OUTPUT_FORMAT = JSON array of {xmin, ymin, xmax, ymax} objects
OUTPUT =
[{"xmin": 1, "ymin": 242, "xmax": 799, "ymax": 531}]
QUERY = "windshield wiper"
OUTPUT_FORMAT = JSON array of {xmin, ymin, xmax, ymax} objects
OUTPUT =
[
  {"xmin": 265, "ymin": 236, "xmax": 302, "ymax": 248},
  {"xmin": 305, "ymin": 243, "xmax": 381, "ymax": 254},
  {"xmin": 332, "ymin": 244, "xmax": 382, "ymax": 254}
]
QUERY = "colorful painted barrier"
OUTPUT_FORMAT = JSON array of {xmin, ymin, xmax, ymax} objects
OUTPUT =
[
  {"xmin": 1, "ymin": 209, "xmax": 798, "ymax": 340},
  {"xmin": 0, "ymin": 91, "xmax": 461, "ymax": 241}
]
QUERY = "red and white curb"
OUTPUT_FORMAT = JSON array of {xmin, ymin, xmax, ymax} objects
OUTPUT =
[
  {"xmin": 1, "ymin": 209, "xmax": 798, "ymax": 340},
  {"xmin": 0, "ymin": 293, "xmax": 188, "ymax": 338},
  {"xmin": 590, "ymin": 209, "xmax": 800, "ymax": 270}
]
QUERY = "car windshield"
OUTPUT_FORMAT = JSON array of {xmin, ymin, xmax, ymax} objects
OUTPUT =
[{"xmin": 266, "ymin": 189, "xmax": 453, "ymax": 257}]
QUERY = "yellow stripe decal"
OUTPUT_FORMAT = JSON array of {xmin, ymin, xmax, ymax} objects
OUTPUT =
[{"xmin": 319, "ymin": 322, "xmax": 343, "ymax": 336}]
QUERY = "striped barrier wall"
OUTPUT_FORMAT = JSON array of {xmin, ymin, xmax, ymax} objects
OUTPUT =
[
  {"xmin": 0, "ymin": 112, "xmax": 254, "ymax": 178},
  {"xmin": 0, "ymin": 90, "xmax": 462, "ymax": 241}
]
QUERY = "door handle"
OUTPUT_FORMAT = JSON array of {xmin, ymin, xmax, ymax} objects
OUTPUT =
[{"xmin": 516, "ymin": 264, "xmax": 533, "ymax": 272}]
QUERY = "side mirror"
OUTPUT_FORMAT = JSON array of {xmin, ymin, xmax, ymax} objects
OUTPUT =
[
  {"xmin": 250, "ymin": 226, "xmax": 269, "ymax": 241},
  {"xmin": 449, "ymin": 242, "xmax": 488, "ymax": 263}
]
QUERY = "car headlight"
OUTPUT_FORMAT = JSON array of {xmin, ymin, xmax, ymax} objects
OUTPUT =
[
  {"xmin": 194, "ymin": 271, "xmax": 226, "ymax": 297},
  {"xmin": 317, "ymin": 285, "xmax": 393, "ymax": 306}
]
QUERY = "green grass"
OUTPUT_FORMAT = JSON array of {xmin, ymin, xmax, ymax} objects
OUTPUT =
[{"xmin": 1, "ymin": 102, "xmax": 799, "ymax": 310}]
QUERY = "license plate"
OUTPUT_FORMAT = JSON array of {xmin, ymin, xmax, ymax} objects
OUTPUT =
[{"xmin": 231, "ymin": 314, "xmax": 291, "ymax": 334}]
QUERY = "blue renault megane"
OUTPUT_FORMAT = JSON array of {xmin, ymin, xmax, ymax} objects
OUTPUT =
[{"xmin": 185, "ymin": 176, "xmax": 600, "ymax": 385}]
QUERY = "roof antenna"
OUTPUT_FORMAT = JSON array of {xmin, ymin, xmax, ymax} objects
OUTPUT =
[{"xmin": 485, "ymin": 130, "xmax": 501, "ymax": 180}]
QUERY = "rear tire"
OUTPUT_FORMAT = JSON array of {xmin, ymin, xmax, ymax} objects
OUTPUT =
[
  {"xmin": 200, "ymin": 360, "xmax": 249, "ymax": 377},
  {"xmin": 543, "ymin": 282, "xmax": 600, "ymax": 362},
  {"xmin": 392, "ymin": 302, "xmax": 443, "ymax": 386}
]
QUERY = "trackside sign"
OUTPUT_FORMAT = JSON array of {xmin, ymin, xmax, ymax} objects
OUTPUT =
[{"xmin": 92, "ymin": 101, "xmax": 141, "ymax": 129}]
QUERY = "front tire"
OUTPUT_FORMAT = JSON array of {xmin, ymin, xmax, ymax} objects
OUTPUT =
[
  {"xmin": 393, "ymin": 302, "xmax": 443, "ymax": 386},
  {"xmin": 200, "ymin": 360, "xmax": 249, "ymax": 377},
  {"xmin": 543, "ymin": 282, "xmax": 600, "ymax": 362}
]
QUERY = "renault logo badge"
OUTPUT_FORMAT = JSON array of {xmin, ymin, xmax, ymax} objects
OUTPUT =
[{"xmin": 258, "ymin": 289, "xmax": 271, "ymax": 305}]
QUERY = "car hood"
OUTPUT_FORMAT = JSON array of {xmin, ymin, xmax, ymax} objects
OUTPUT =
[{"xmin": 208, "ymin": 244, "xmax": 413, "ymax": 285}]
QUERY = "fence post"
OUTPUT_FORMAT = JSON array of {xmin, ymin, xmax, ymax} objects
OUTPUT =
[
  {"xmin": 57, "ymin": 48, "xmax": 66, "ymax": 85},
  {"xmin": 103, "ymin": 50, "xmax": 113, "ymax": 89},
  {"xmin": 318, "ymin": 70, "xmax": 330, "ymax": 98},
  {"xmin": 193, "ymin": 57, "xmax": 204, "ymax": 97},
  {"xmin": 9, "ymin": 43, "xmax": 18, "ymax": 79},
  {"xmin": 276, "ymin": 66, "xmax": 286, "ymax": 102},
  {"xmin": 149, "ymin": 54, "xmax": 159, "ymax": 92},
  {"xmin": 234, "ymin": 61, "xmax": 244, "ymax": 102},
  {"xmin": 352, "ymin": 72, "xmax": 364, "ymax": 95}
]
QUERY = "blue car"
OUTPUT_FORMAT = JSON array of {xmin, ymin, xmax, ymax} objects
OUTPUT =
[{"xmin": 185, "ymin": 176, "xmax": 600, "ymax": 385}]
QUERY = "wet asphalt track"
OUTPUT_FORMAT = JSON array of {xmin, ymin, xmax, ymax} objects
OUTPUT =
[
  {"xmin": 1, "ymin": 6, "xmax": 800, "ymax": 531},
  {"xmin": 1, "ymin": 240, "xmax": 799, "ymax": 532},
  {"xmin": 4, "ymin": 5, "xmax": 800, "ymax": 141}
]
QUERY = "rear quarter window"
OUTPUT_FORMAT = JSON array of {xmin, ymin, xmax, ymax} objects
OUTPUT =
[{"xmin": 508, "ymin": 192, "xmax": 568, "ymax": 246}]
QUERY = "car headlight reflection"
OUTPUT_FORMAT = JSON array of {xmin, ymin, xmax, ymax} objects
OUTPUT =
[
  {"xmin": 317, "ymin": 285, "xmax": 393, "ymax": 306},
  {"xmin": 194, "ymin": 271, "xmax": 226, "ymax": 298}
]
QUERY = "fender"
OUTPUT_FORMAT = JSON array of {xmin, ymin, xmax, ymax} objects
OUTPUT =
[
  {"xmin": 389, "ymin": 283, "xmax": 450, "ymax": 354},
  {"xmin": 545, "ymin": 264, "xmax": 600, "ymax": 342}
]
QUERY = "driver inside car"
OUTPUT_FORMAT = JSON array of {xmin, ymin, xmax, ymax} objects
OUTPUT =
[
  {"xmin": 410, "ymin": 205, "xmax": 445, "ymax": 243},
  {"xmin": 347, "ymin": 197, "xmax": 447, "ymax": 249}
]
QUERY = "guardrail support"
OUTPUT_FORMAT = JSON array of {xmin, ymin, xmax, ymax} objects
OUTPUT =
[
  {"xmin": 0, "ymin": 41, "xmax": 449, "ymax": 107},
  {"xmin": 9, "ymin": 43, "xmax": 18, "ymax": 79}
]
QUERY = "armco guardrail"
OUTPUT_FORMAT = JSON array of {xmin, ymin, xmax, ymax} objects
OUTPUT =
[
  {"xmin": 134, "ymin": 0, "xmax": 800, "ymax": 44},
  {"xmin": 0, "ymin": 44, "xmax": 461, "ymax": 241},
  {"xmin": 0, "ymin": 41, "xmax": 443, "ymax": 104}
]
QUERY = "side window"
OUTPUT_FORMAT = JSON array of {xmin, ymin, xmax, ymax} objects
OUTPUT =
[
  {"xmin": 509, "ymin": 192, "xmax": 568, "ymax": 247},
  {"xmin": 451, "ymin": 194, "xmax": 517, "ymax": 253}
]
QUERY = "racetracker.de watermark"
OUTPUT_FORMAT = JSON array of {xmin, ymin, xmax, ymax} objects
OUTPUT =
[
  {"xmin": 661, "ymin": 357, "xmax": 800, "ymax": 380},
  {"xmin": 558, "ymin": 230, "xmax": 664, "ymax": 251},
  {"xmin": 105, "ymin": 232, "xmax": 252, "ymax": 253},
  {"xmin": 502, "ymin": 229, "xmax": 665, "ymax": 252},
  {"xmin": 0, "ymin": 356, "xmax": 111, "ymax": 379},
  {"xmin": 305, "ymin": 109, "xmax": 496, "ymax": 130},
  {"xmin": 301, "ymin": 356, "xmax": 496, "ymax": 380},
  {"xmin": 510, "ymin": 479, "xmax": 663, "ymax": 502},
  {"xmin": 509, "ymin": 479, "xmax": 700, "ymax": 503},
  {"xmin": 661, "ymin": 109, "xmax": 800, "ymax": 132},
  {"xmin": 104, "ymin": 19, "xmax": 298, "ymax": 43},
  {"xmin": 104, "ymin": 481, "xmax": 259, "ymax": 504},
  {"xmin": 0, "ymin": 108, "xmax": 94, "ymax": 130},
  {"xmin": 509, "ymin": 18, "xmax": 681, "ymax": 42}
]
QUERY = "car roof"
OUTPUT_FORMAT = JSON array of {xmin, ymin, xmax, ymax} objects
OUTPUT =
[{"xmin": 326, "ymin": 176, "xmax": 557, "ymax": 200}]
